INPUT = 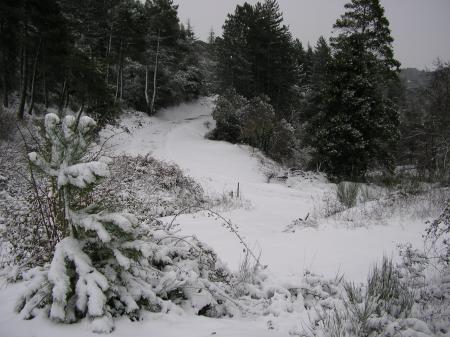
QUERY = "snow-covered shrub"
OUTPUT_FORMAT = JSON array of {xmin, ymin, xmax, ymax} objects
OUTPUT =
[
  {"xmin": 94, "ymin": 155, "xmax": 205, "ymax": 220},
  {"xmin": 210, "ymin": 91, "xmax": 300, "ymax": 164},
  {"xmin": 14, "ymin": 113, "xmax": 239, "ymax": 332},
  {"xmin": 315, "ymin": 189, "xmax": 346, "ymax": 218},
  {"xmin": 168, "ymin": 67, "xmax": 204, "ymax": 103},
  {"xmin": 0, "ymin": 189, "xmax": 52, "ymax": 269},
  {"xmin": 0, "ymin": 124, "xmax": 57, "ymax": 270},
  {"xmin": 268, "ymin": 119, "xmax": 298, "ymax": 164},
  {"xmin": 314, "ymin": 182, "xmax": 363, "ymax": 220},
  {"xmin": 336, "ymin": 181, "xmax": 359, "ymax": 209},
  {"xmin": 396, "ymin": 206, "xmax": 450, "ymax": 336},
  {"xmin": 425, "ymin": 201, "xmax": 450, "ymax": 266},
  {"xmin": 365, "ymin": 257, "xmax": 414, "ymax": 319},
  {"xmin": 240, "ymin": 96, "xmax": 276, "ymax": 154},
  {"xmin": 232, "ymin": 249, "xmax": 261, "ymax": 298},
  {"xmin": 209, "ymin": 88, "xmax": 247, "ymax": 143}
]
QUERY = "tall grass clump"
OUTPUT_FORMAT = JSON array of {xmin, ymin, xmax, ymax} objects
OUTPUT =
[
  {"xmin": 321, "ymin": 257, "xmax": 414, "ymax": 337},
  {"xmin": 336, "ymin": 182, "xmax": 359, "ymax": 208}
]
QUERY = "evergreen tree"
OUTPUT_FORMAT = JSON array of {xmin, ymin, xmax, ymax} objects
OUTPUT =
[
  {"xmin": 311, "ymin": 0, "xmax": 400, "ymax": 179},
  {"xmin": 216, "ymin": 0, "xmax": 298, "ymax": 116},
  {"xmin": 0, "ymin": 0, "xmax": 21, "ymax": 108},
  {"xmin": 216, "ymin": 3, "xmax": 255, "ymax": 99},
  {"xmin": 302, "ymin": 36, "xmax": 332, "ymax": 124}
]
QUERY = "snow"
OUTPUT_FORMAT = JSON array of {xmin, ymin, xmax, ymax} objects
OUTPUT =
[
  {"xmin": 48, "ymin": 238, "xmax": 109, "ymax": 321},
  {"xmin": 59, "ymin": 161, "xmax": 109, "ymax": 188},
  {"xmin": 0, "ymin": 97, "xmax": 432, "ymax": 336},
  {"xmin": 0, "ymin": 280, "xmax": 288, "ymax": 337}
]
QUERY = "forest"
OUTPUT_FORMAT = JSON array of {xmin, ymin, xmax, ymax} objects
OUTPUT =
[{"xmin": 1, "ymin": 0, "xmax": 449, "ymax": 181}]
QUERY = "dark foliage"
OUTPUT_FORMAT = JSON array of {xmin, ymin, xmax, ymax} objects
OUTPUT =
[
  {"xmin": 308, "ymin": 0, "xmax": 401, "ymax": 179},
  {"xmin": 0, "ymin": 0, "xmax": 205, "ymax": 122}
]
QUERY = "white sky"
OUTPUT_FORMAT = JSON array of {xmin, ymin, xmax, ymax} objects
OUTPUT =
[{"xmin": 174, "ymin": 0, "xmax": 450, "ymax": 70}]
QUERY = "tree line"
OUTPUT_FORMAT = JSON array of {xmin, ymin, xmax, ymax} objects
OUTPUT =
[
  {"xmin": 1, "ymin": 0, "xmax": 448, "ymax": 182},
  {"xmin": 209, "ymin": 0, "xmax": 449, "ymax": 182},
  {"xmin": 0, "ymin": 0, "xmax": 208, "ymax": 122}
]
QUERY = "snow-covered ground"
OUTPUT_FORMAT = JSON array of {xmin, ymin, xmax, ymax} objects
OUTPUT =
[
  {"xmin": 0, "ymin": 97, "xmax": 430, "ymax": 336},
  {"xmin": 100, "ymin": 97, "xmax": 426, "ymax": 282}
]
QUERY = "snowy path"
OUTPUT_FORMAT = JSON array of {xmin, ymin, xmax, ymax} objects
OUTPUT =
[{"xmin": 101, "ymin": 97, "xmax": 426, "ymax": 283}]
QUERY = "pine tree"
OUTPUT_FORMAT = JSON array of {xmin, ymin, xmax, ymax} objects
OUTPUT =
[
  {"xmin": 311, "ymin": 0, "xmax": 400, "ymax": 179},
  {"xmin": 216, "ymin": 0, "xmax": 298, "ymax": 116},
  {"xmin": 216, "ymin": 3, "xmax": 255, "ymax": 98},
  {"xmin": 0, "ymin": 0, "xmax": 21, "ymax": 108},
  {"xmin": 303, "ymin": 36, "xmax": 332, "ymax": 124}
]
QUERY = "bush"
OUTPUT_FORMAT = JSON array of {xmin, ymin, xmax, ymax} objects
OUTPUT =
[
  {"xmin": 425, "ymin": 201, "xmax": 450, "ymax": 265},
  {"xmin": 94, "ymin": 155, "xmax": 205, "ymax": 220},
  {"xmin": 366, "ymin": 257, "xmax": 414, "ymax": 318},
  {"xmin": 269, "ymin": 119, "xmax": 297, "ymax": 163},
  {"xmin": 336, "ymin": 181, "xmax": 359, "ymax": 208},
  {"xmin": 210, "ymin": 90, "xmax": 297, "ymax": 163},
  {"xmin": 240, "ymin": 96, "xmax": 276, "ymax": 153},
  {"xmin": 210, "ymin": 88, "xmax": 247, "ymax": 143}
]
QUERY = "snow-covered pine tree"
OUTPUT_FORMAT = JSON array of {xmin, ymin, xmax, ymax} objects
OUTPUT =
[{"xmin": 16, "ymin": 113, "xmax": 236, "ymax": 332}]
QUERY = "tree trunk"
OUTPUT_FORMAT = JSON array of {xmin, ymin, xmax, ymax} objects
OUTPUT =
[
  {"xmin": 43, "ymin": 71, "xmax": 48, "ymax": 108},
  {"xmin": 18, "ymin": 48, "xmax": 28, "ymax": 120},
  {"xmin": 2, "ymin": 51, "xmax": 8, "ymax": 108},
  {"xmin": 145, "ymin": 64, "xmax": 150, "ymax": 113},
  {"xmin": 74, "ymin": 95, "xmax": 85, "ymax": 130},
  {"xmin": 105, "ymin": 26, "xmax": 113, "ymax": 85},
  {"xmin": 64, "ymin": 87, "xmax": 70, "ymax": 111},
  {"xmin": 27, "ymin": 38, "xmax": 42, "ymax": 115},
  {"xmin": 114, "ymin": 40, "xmax": 123, "ymax": 104},
  {"xmin": 150, "ymin": 32, "xmax": 160, "ymax": 115},
  {"xmin": 19, "ymin": 47, "xmax": 24, "ymax": 91},
  {"xmin": 59, "ymin": 76, "xmax": 67, "ymax": 114},
  {"xmin": 120, "ymin": 59, "xmax": 123, "ymax": 101}
]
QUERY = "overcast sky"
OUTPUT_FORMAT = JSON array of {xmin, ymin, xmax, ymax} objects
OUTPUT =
[{"xmin": 174, "ymin": 0, "xmax": 450, "ymax": 70}]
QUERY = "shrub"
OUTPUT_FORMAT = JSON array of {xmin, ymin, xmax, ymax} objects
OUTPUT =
[
  {"xmin": 336, "ymin": 181, "xmax": 359, "ymax": 208},
  {"xmin": 210, "ymin": 90, "xmax": 302, "ymax": 165},
  {"xmin": 269, "ymin": 119, "xmax": 297, "ymax": 163},
  {"xmin": 240, "ymin": 96, "xmax": 276, "ymax": 153},
  {"xmin": 210, "ymin": 88, "xmax": 247, "ymax": 143},
  {"xmin": 366, "ymin": 257, "xmax": 414, "ymax": 318},
  {"xmin": 94, "ymin": 155, "xmax": 205, "ymax": 220},
  {"xmin": 425, "ymin": 201, "xmax": 450, "ymax": 265}
]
